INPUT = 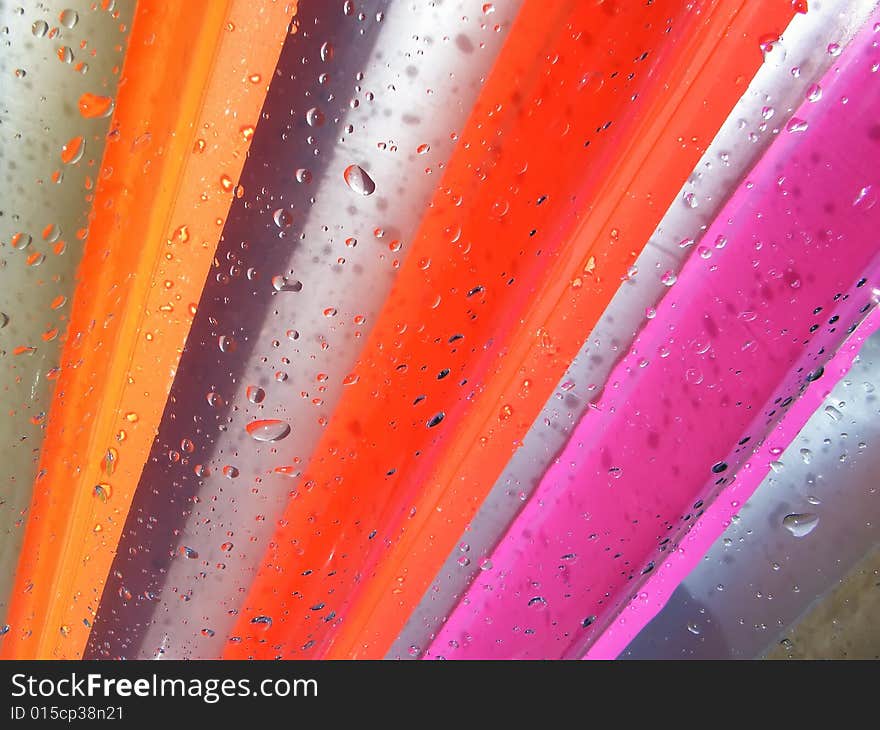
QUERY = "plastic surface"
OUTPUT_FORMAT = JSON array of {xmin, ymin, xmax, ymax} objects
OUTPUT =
[
  {"xmin": 229, "ymin": 0, "xmax": 795, "ymax": 660},
  {"xmin": 429, "ymin": 19, "xmax": 880, "ymax": 657},
  {"xmin": 1, "ymin": 0, "xmax": 293, "ymax": 660}
]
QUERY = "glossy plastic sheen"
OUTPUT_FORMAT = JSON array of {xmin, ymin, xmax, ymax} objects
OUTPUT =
[
  {"xmin": 229, "ymin": 0, "xmax": 795, "ymax": 659},
  {"xmin": 0, "ymin": 0, "xmax": 133, "ymax": 626},
  {"xmin": 429, "ymin": 23, "xmax": 880, "ymax": 658},
  {"xmin": 0, "ymin": 0, "xmax": 294, "ymax": 659}
]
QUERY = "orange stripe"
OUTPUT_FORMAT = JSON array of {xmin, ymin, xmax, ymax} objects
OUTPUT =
[
  {"xmin": 228, "ymin": 0, "xmax": 795, "ymax": 660},
  {"xmin": 0, "ymin": 0, "xmax": 294, "ymax": 660}
]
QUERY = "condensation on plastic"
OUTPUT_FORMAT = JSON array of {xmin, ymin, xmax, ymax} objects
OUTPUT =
[
  {"xmin": 391, "ymin": 0, "xmax": 876, "ymax": 659},
  {"xmin": 85, "ymin": 0, "xmax": 522, "ymax": 660},
  {"xmin": 2, "ymin": 0, "xmax": 292, "ymax": 660},
  {"xmin": 0, "ymin": 0, "xmax": 133, "ymax": 624},
  {"xmin": 427, "ymin": 21, "xmax": 880, "ymax": 658},
  {"xmin": 621, "ymin": 321, "xmax": 880, "ymax": 659},
  {"xmin": 228, "ymin": 0, "xmax": 796, "ymax": 660},
  {"xmin": 584, "ymin": 308, "xmax": 879, "ymax": 658}
]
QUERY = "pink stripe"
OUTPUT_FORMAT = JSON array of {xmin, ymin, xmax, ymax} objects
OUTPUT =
[
  {"xmin": 427, "ymin": 20, "xmax": 880, "ymax": 660},
  {"xmin": 585, "ymin": 307, "xmax": 880, "ymax": 659}
]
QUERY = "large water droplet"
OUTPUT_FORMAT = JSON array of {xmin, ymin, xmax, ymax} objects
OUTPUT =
[
  {"xmin": 305, "ymin": 107, "xmax": 325, "ymax": 127},
  {"xmin": 246, "ymin": 385, "xmax": 266, "ymax": 404},
  {"xmin": 273, "ymin": 208, "xmax": 293, "ymax": 229},
  {"xmin": 760, "ymin": 37, "xmax": 787, "ymax": 67},
  {"xmin": 786, "ymin": 117, "xmax": 809, "ymax": 134},
  {"xmin": 343, "ymin": 164, "xmax": 376, "ymax": 196},
  {"xmin": 59, "ymin": 8, "xmax": 79, "ymax": 28},
  {"xmin": 11, "ymin": 232, "xmax": 31, "ymax": 251},
  {"xmin": 246, "ymin": 419, "xmax": 291, "ymax": 442},
  {"xmin": 78, "ymin": 92, "xmax": 114, "ymax": 119},
  {"xmin": 782, "ymin": 513, "xmax": 819, "ymax": 538},
  {"xmin": 271, "ymin": 275, "xmax": 302, "ymax": 292},
  {"xmin": 61, "ymin": 136, "xmax": 85, "ymax": 165},
  {"xmin": 824, "ymin": 404, "xmax": 842, "ymax": 422}
]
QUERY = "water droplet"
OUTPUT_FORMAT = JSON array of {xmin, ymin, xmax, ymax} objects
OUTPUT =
[
  {"xmin": 11, "ymin": 232, "xmax": 31, "ymax": 250},
  {"xmin": 0, "ymin": 313, "xmax": 8, "ymax": 328},
  {"xmin": 824, "ymin": 404, "xmax": 842, "ymax": 422},
  {"xmin": 271, "ymin": 275, "xmax": 302, "ymax": 292},
  {"xmin": 78, "ymin": 92, "xmax": 114, "ymax": 118},
  {"xmin": 786, "ymin": 117, "xmax": 808, "ymax": 134},
  {"xmin": 295, "ymin": 168, "xmax": 312, "ymax": 184},
  {"xmin": 250, "ymin": 615, "xmax": 273, "ymax": 628},
  {"xmin": 661, "ymin": 270, "xmax": 677, "ymax": 287},
  {"xmin": 782, "ymin": 512, "xmax": 819, "ymax": 537},
  {"xmin": 760, "ymin": 37, "xmax": 787, "ymax": 66},
  {"xmin": 180, "ymin": 546, "xmax": 199, "ymax": 559},
  {"xmin": 687, "ymin": 622, "xmax": 701, "ymax": 635},
  {"xmin": 59, "ymin": 8, "xmax": 79, "ymax": 28},
  {"xmin": 32, "ymin": 20, "xmax": 48, "ymax": 37},
  {"xmin": 343, "ymin": 164, "xmax": 376, "ymax": 196},
  {"xmin": 222, "ymin": 465, "xmax": 239, "ymax": 479},
  {"xmin": 246, "ymin": 386, "xmax": 266, "ymax": 404},
  {"xmin": 273, "ymin": 208, "xmax": 293, "ymax": 229},
  {"xmin": 320, "ymin": 41, "xmax": 334, "ymax": 62},
  {"xmin": 218, "ymin": 335, "xmax": 237, "ymax": 353},
  {"xmin": 61, "ymin": 136, "xmax": 85, "ymax": 165},
  {"xmin": 685, "ymin": 367, "xmax": 704, "ymax": 385},
  {"xmin": 426, "ymin": 412, "xmax": 445, "ymax": 428},
  {"xmin": 246, "ymin": 419, "xmax": 291, "ymax": 443},
  {"xmin": 305, "ymin": 107, "xmax": 325, "ymax": 127},
  {"xmin": 853, "ymin": 185, "xmax": 877, "ymax": 210}
]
